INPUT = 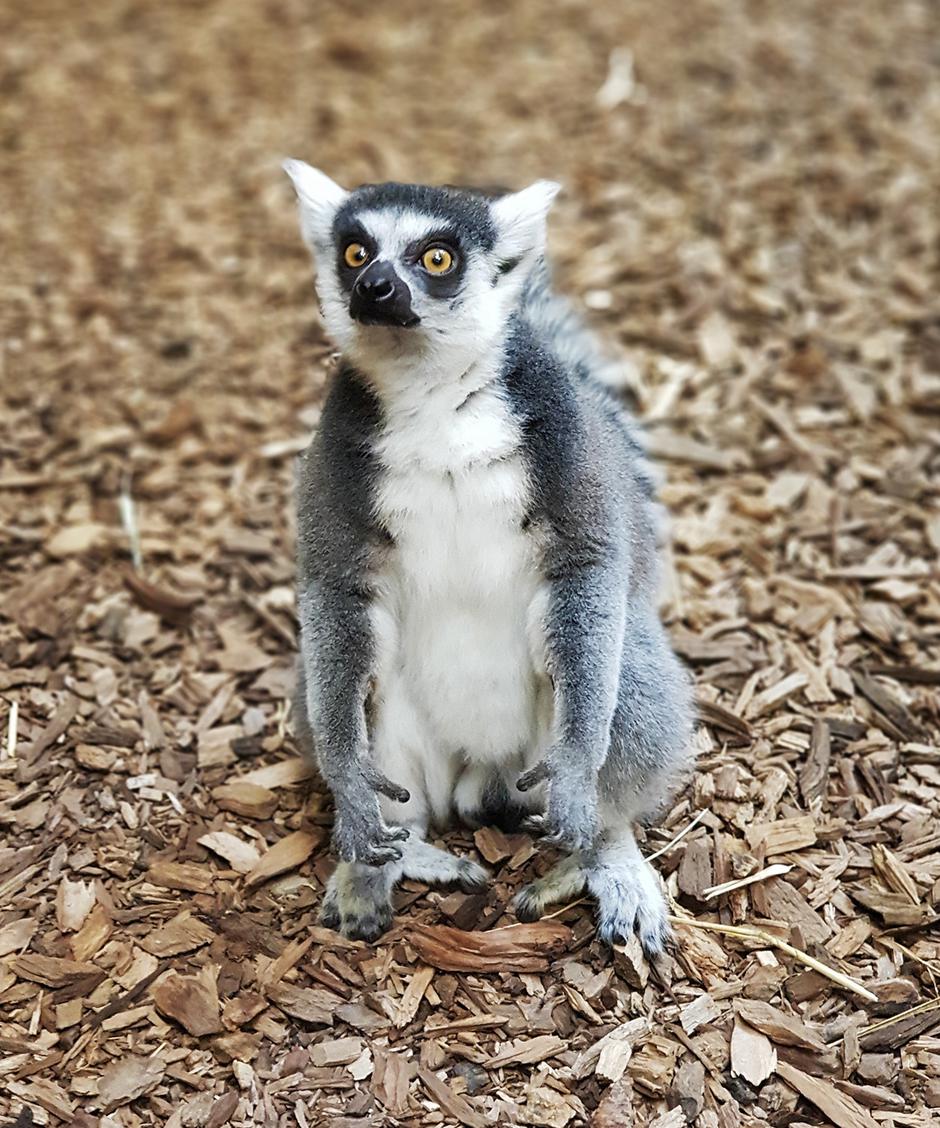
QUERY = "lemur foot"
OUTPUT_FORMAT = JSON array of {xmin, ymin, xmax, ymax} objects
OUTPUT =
[
  {"xmin": 512, "ymin": 837, "xmax": 671, "ymax": 958},
  {"xmin": 320, "ymin": 889, "xmax": 393, "ymax": 941},
  {"xmin": 587, "ymin": 853, "xmax": 671, "ymax": 957},
  {"xmin": 320, "ymin": 862, "xmax": 394, "ymax": 941},
  {"xmin": 511, "ymin": 854, "xmax": 585, "ymax": 923},
  {"xmin": 320, "ymin": 839, "xmax": 490, "ymax": 941},
  {"xmin": 398, "ymin": 836, "xmax": 490, "ymax": 892}
]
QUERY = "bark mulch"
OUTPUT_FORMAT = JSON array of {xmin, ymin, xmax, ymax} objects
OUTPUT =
[{"xmin": 1, "ymin": 0, "xmax": 939, "ymax": 1124}]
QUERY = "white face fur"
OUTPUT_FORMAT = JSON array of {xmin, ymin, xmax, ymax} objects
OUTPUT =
[{"xmin": 283, "ymin": 161, "xmax": 560, "ymax": 390}]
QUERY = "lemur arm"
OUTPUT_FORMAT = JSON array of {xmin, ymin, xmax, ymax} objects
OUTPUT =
[
  {"xmin": 512, "ymin": 374, "xmax": 629, "ymax": 853},
  {"xmin": 295, "ymin": 371, "xmax": 408, "ymax": 865},
  {"xmin": 518, "ymin": 541, "xmax": 627, "ymax": 852},
  {"xmin": 297, "ymin": 581, "xmax": 408, "ymax": 864}
]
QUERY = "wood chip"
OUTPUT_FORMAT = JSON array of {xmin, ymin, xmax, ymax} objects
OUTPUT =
[
  {"xmin": 95, "ymin": 1055, "xmax": 166, "ymax": 1113},
  {"xmin": 211, "ymin": 781, "xmax": 279, "ymax": 820},
  {"xmin": 734, "ymin": 999, "xmax": 826, "ymax": 1052},
  {"xmin": 406, "ymin": 921, "xmax": 572, "ymax": 973},
  {"xmin": 138, "ymin": 911, "xmax": 216, "ymax": 957},
  {"xmin": 776, "ymin": 1060, "xmax": 879, "ymax": 1128},
  {"xmin": 55, "ymin": 877, "xmax": 96, "ymax": 932},
  {"xmin": 267, "ymin": 982, "xmax": 338, "ymax": 1026},
  {"xmin": 151, "ymin": 965, "xmax": 222, "ymax": 1036},
  {"xmin": 243, "ymin": 828, "xmax": 323, "ymax": 888},
  {"xmin": 238, "ymin": 758, "xmax": 315, "ymax": 789},
  {"xmin": 731, "ymin": 1019, "xmax": 777, "ymax": 1086},
  {"xmin": 198, "ymin": 830, "xmax": 262, "ymax": 873},
  {"xmin": 419, "ymin": 1067, "xmax": 487, "ymax": 1128},
  {"xmin": 394, "ymin": 964, "xmax": 434, "ymax": 1028},
  {"xmin": 145, "ymin": 859, "xmax": 215, "ymax": 893},
  {"xmin": 487, "ymin": 1035, "xmax": 567, "ymax": 1068}
]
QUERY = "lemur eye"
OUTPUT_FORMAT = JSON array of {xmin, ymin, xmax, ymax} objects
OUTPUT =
[
  {"xmin": 421, "ymin": 247, "xmax": 454, "ymax": 275},
  {"xmin": 344, "ymin": 243, "xmax": 369, "ymax": 268}
]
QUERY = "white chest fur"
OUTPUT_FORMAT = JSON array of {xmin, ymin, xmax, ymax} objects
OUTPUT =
[{"xmin": 370, "ymin": 375, "xmax": 549, "ymax": 787}]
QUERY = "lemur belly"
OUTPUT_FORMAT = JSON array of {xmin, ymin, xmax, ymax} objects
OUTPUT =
[{"xmin": 370, "ymin": 382, "xmax": 551, "ymax": 825}]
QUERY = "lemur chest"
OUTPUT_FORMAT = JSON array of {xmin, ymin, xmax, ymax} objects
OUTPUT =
[{"xmin": 370, "ymin": 387, "xmax": 548, "ymax": 759}]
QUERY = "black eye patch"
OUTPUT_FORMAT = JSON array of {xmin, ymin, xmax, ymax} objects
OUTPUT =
[
  {"xmin": 334, "ymin": 222, "xmax": 377, "ymax": 289},
  {"xmin": 405, "ymin": 230, "xmax": 466, "ymax": 299}
]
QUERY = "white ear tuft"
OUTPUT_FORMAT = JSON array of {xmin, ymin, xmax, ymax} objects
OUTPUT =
[
  {"xmin": 282, "ymin": 159, "xmax": 348, "ymax": 250},
  {"xmin": 491, "ymin": 180, "xmax": 561, "ymax": 262}
]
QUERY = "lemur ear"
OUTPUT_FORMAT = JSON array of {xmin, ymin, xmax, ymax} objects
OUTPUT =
[
  {"xmin": 490, "ymin": 180, "xmax": 561, "ymax": 262},
  {"xmin": 282, "ymin": 159, "xmax": 348, "ymax": 251}
]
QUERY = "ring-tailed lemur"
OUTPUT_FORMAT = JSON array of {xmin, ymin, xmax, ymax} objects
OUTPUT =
[{"xmin": 284, "ymin": 161, "xmax": 694, "ymax": 955}]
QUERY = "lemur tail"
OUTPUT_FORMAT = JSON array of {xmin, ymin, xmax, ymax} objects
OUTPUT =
[{"xmin": 520, "ymin": 259, "xmax": 639, "ymax": 392}]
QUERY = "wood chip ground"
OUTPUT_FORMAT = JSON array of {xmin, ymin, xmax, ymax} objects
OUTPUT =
[{"xmin": 1, "ymin": 1, "xmax": 939, "ymax": 1124}]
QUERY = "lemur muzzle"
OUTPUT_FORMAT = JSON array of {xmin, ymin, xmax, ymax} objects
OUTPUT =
[{"xmin": 350, "ymin": 262, "xmax": 419, "ymax": 327}]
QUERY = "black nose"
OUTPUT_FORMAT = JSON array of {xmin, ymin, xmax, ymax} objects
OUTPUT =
[
  {"xmin": 355, "ymin": 271, "xmax": 395, "ymax": 303},
  {"xmin": 349, "ymin": 261, "xmax": 419, "ymax": 328}
]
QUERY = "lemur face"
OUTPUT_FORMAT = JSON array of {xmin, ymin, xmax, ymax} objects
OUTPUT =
[{"xmin": 284, "ymin": 162, "xmax": 559, "ymax": 374}]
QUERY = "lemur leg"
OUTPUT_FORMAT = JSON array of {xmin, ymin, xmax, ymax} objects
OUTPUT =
[
  {"xmin": 579, "ymin": 618, "xmax": 691, "ymax": 954},
  {"xmin": 320, "ymin": 708, "xmax": 488, "ymax": 941}
]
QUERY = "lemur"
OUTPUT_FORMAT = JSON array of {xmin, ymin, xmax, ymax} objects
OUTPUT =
[{"xmin": 284, "ymin": 161, "xmax": 693, "ymax": 955}]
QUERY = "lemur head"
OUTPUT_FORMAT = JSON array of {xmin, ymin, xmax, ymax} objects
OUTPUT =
[{"xmin": 283, "ymin": 161, "xmax": 560, "ymax": 378}]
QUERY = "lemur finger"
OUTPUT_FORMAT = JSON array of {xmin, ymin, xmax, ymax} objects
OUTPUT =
[
  {"xmin": 516, "ymin": 761, "xmax": 551, "ymax": 792},
  {"xmin": 361, "ymin": 765, "xmax": 411, "ymax": 804},
  {"xmin": 358, "ymin": 842, "xmax": 404, "ymax": 865},
  {"xmin": 545, "ymin": 828, "xmax": 597, "ymax": 853},
  {"xmin": 333, "ymin": 830, "xmax": 396, "ymax": 864},
  {"xmin": 521, "ymin": 814, "xmax": 546, "ymax": 834},
  {"xmin": 381, "ymin": 824, "xmax": 410, "ymax": 843}
]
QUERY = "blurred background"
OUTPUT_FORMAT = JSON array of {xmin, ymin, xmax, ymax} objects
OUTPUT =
[{"xmin": 1, "ymin": 1, "xmax": 940, "ymax": 1124}]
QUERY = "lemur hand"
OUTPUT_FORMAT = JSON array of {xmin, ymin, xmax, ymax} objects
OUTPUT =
[
  {"xmin": 517, "ymin": 756, "xmax": 600, "ymax": 853},
  {"xmin": 333, "ymin": 770, "xmax": 410, "ymax": 865}
]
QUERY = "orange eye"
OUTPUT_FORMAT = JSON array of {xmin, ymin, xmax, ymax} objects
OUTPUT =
[
  {"xmin": 421, "ymin": 247, "xmax": 454, "ymax": 274},
  {"xmin": 344, "ymin": 242, "xmax": 369, "ymax": 268}
]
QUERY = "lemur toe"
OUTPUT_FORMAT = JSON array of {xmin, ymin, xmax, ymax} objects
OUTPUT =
[
  {"xmin": 342, "ymin": 903, "xmax": 394, "ymax": 942},
  {"xmin": 639, "ymin": 916, "xmax": 672, "ymax": 958},
  {"xmin": 456, "ymin": 858, "xmax": 490, "ymax": 892},
  {"xmin": 510, "ymin": 884, "xmax": 545, "ymax": 923},
  {"xmin": 595, "ymin": 895, "xmax": 671, "ymax": 958},
  {"xmin": 319, "ymin": 892, "xmax": 340, "ymax": 931},
  {"xmin": 596, "ymin": 916, "xmax": 666, "ymax": 956}
]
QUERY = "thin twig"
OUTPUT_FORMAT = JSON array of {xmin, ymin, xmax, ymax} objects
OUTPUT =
[
  {"xmin": 647, "ymin": 808, "xmax": 708, "ymax": 862},
  {"xmin": 669, "ymin": 915, "xmax": 879, "ymax": 1003},
  {"xmin": 861, "ymin": 995, "xmax": 940, "ymax": 1034},
  {"xmin": 543, "ymin": 896, "xmax": 589, "ymax": 920},
  {"xmin": 703, "ymin": 862, "xmax": 793, "ymax": 900},
  {"xmin": 119, "ymin": 472, "xmax": 143, "ymax": 572},
  {"xmin": 2, "ymin": 700, "xmax": 17, "ymax": 762}
]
